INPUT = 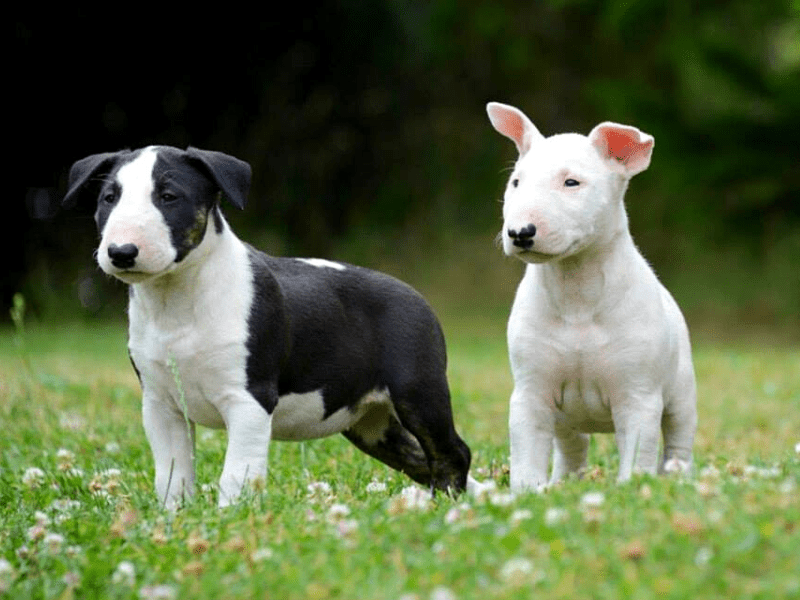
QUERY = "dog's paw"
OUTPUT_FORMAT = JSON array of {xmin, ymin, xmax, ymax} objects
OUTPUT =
[
  {"xmin": 663, "ymin": 457, "xmax": 692, "ymax": 475},
  {"xmin": 466, "ymin": 475, "xmax": 497, "ymax": 499}
]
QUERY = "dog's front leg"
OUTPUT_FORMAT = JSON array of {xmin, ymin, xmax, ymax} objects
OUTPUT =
[
  {"xmin": 142, "ymin": 396, "xmax": 196, "ymax": 510},
  {"xmin": 509, "ymin": 388, "xmax": 554, "ymax": 492},
  {"xmin": 218, "ymin": 395, "xmax": 272, "ymax": 507},
  {"xmin": 613, "ymin": 395, "xmax": 663, "ymax": 481}
]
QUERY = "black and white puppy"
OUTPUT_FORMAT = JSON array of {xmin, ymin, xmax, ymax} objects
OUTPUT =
[{"xmin": 63, "ymin": 146, "xmax": 473, "ymax": 508}]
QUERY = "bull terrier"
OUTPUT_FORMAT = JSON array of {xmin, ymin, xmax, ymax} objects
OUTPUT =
[
  {"xmin": 63, "ymin": 146, "xmax": 474, "ymax": 508},
  {"xmin": 486, "ymin": 102, "xmax": 697, "ymax": 491}
]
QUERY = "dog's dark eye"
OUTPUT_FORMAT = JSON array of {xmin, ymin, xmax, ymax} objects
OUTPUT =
[
  {"xmin": 564, "ymin": 179, "xmax": 580, "ymax": 187},
  {"xmin": 511, "ymin": 178, "xmax": 519, "ymax": 188},
  {"xmin": 160, "ymin": 192, "xmax": 178, "ymax": 203},
  {"xmin": 102, "ymin": 192, "xmax": 116, "ymax": 204}
]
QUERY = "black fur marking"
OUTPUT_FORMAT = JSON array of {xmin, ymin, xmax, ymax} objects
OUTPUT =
[
  {"xmin": 243, "ymin": 250, "xmax": 472, "ymax": 492},
  {"xmin": 147, "ymin": 149, "xmax": 218, "ymax": 262}
]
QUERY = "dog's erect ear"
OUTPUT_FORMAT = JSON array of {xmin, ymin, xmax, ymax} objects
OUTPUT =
[
  {"xmin": 486, "ymin": 102, "xmax": 544, "ymax": 156},
  {"xmin": 589, "ymin": 122, "xmax": 654, "ymax": 177},
  {"xmin": 62, "ymin": 151, "xmax": 129, "ymax": 209},
  {"xmin": 185, "ymin": 147, "xmax": 251, "ymax": 210}
]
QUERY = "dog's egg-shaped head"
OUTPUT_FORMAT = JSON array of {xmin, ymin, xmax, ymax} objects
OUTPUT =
[
  {"xmin": 487, "ymin": 102, "xmax": 654, "ymax": 264},
  {"xmin": 63, "ymin": 146, "xmax": 251, "ymax": 284}
]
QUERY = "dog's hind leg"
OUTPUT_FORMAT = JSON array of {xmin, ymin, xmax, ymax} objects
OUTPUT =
[
  {"xmin": 388, "ymin": 380, "xmax": 471, "ymax": 495},
  {"xmin": 344, "ymin": 386, "xmax": 471, "ymax": 495},
  {"xmin": 343, "ymin": 406, "xmax": 432, "ymax": 486}
]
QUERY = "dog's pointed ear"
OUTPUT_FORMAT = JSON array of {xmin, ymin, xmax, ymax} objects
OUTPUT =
[
  {"xmin": 589, "ymin": 122, "xmax": 654, "ymax": 177},
  {"xmin": 486, "ymin": 102, "xmax": 544, "ymax": 156},
  {"xmin": 62, "ymin": 151, "xmax": 128, "ymax": 209},
  {"xmin": 185, "ymin": 147, "xmax": 251, "ymax": 210}
]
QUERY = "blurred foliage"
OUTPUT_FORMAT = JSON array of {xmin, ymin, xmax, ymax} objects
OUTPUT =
[{"xmin": 11, "ymin": 0, "xmax": 800, "ymax": 325}]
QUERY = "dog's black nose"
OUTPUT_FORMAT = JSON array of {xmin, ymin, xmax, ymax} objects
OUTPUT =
[
  {"xmin": 108, "ymin": 243, "xmax": 139, "ymax": 269},
  {"xmin": 507, "ymin": 224, "xmax": 536, "ymax": 249}
]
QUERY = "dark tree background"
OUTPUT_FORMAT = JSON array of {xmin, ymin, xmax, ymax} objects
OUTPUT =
[{"xmin": 8, "ymin": 1, "xmax": 800, "ymax": 325}]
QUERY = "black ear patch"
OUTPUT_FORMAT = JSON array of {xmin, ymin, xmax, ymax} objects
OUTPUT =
[
  {"xmin": 185, "ymin": 147, "xmax": 252, "ymax": 210},
  {"xmin": 62, "ymin": 150, "xmax": 132, "ymax": 209}
]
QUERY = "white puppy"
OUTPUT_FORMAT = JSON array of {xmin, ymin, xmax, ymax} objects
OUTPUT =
[{"xmin": 486, "ymin": 102, "xmax": 697, "ymax": 491}]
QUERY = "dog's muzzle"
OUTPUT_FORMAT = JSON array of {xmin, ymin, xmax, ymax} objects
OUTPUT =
[
  {"xmin": 507, "ymin": 224, "xmax": 536, "ymax": 250},
  {"xmin": 107, "ymin": 243, "xmax": 139, "ymax": 269}
]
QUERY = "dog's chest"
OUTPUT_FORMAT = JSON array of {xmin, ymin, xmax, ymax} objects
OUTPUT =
[
  {"xmin": 512, "ymin": 308, "xmax": 624, "ymax": 430},
  {"xmin": 127, "ymin": 264, "xmax": 253, "ymax": 429}
]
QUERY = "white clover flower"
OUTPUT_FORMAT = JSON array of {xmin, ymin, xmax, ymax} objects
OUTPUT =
[
  {"xmin": 139, "ymin": 583, "xmax": 177, "ymax": 600},
  {"xmin": 444, "ymin": 506, "xmax": 462, "ymax": 525},
  {"xmin": 694, "ymin": 547, "xmax": 713, "ymax": 567},
  {"xmin": 743, "ymin": 465, "xmax": 781, "ymax": 479},
  {"xmin": 33, "ymin": 511, "xmax": 50, "ymax": 525},
  {"xmin": 250, "ymin": 547, "xmax": 274, "ymax": 562},
  {"xmin": 50, "ymin": 499, "xmax": 82, "ymax": 514},
  {"xmin": 326, "ymin": 503, "xmax": 351, "ymax": 522},
  {"xmin": 89, "ymin": 468, "xmax": 124, "ymax": 496},
  {"xmin": 0, "ymin": 558, "xmax": 13, "ymax": 576},
  {"xmin": 365, "ymin": 480, "xmax": 387, "ymax": 493},
  {"xmin": 580, "ymin": 491, "xmax": 605, "ymax": 509},
  {"xmin": 65, "ymin": 545, "xmax": 82, "ymax": 559},
  {"xmin": 0, "ymin": 558, "xmax": 14, "ymax": 594},
  {"xmin": 509, "ymin": 508, "xmax": 533, "ymax": 526},
  {"xmin": 105, "ymin": 442, "xmax": 121, "ymax": 453},
  {"xmin": 22, "ymin": 467, "xmax": 46, "ymax": 488},
  {"xmin": 42, "ymin": 533, "xmax": 65, "ymax": 553},
  {"xmin": 307, "ymin": 481, "xmax": 332, "ymax": 495},
  {"xmin": 306, "ymin": 481, "xmax": 333, "ymax": 503},
  {"xmin": 335, "ymin": 518, "xmax": 359, "ymax": 538},
  {"xmin": 430, "ymin": 585, "xmax": 457, "ymax": 600},
  {"xmin": 387, "ymin": 486, "xmax": 431, "ymax": 514},
  {"xmin": 699, "ymin": 464, "xmax": 721, "ymax": 479},
  {"xmin": 795, "ymin": 441, "xmax": 800, "ymax": 455},
  {"xmin": 488, "ymin": 491, "xmax": 514, "ymax": 507},
  {"xmin": 55, "ymin": 449, "xmax": 75, "ymax": 469},
  {"xmin": 27, "ymin": 524, "xmax": 47, "ymax": 542},
  {"xmin": 779, "ymin": 478, "xmax": 797, "ymax": 495},
  {"xmin": 500, "ymin": 557, "xmax": 534, "ymax": 582},
  {"xmin": 62, "ymin": 571, "xmax": 80, "ymax": 588},
  {"xmin": 112, "ymin": 561, "xmax": 136, "ymax": 586},
  {"xmin": 140, "ymin": 583, "xmax": 177, "ymax": 600},
  {"xmin": 580, "ymin": 491, "xmax": 605, "ymax": 523},
  {"xmin": 544, "ymin": 507, "xmax": 568, "ymax": 526}
]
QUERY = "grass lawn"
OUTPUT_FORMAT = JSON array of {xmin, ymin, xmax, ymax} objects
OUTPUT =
[{"xmin": 0, "ymin": 313, "xmax": 798, "ymax": 599}]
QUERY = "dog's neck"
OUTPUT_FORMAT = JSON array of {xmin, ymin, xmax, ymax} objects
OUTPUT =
[
  {"xmin": 128, "ymin": 213, "xmax": 243, "ymax": 318},
  {"xmin": 534, "ymin": 200, "xmax": 637, "ymax": 322}
]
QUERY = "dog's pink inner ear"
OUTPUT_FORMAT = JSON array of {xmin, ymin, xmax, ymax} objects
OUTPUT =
[
  {"xmin": 487, "ymin": 103, "xmax": 542, "ymax": 155},
  {"xmin": 591, "ymin": 124, "xmax": 653, "ymax": 176},
  {"xmin": 495, "ymin": 112, "xmax": 527, "ymax": 150}
]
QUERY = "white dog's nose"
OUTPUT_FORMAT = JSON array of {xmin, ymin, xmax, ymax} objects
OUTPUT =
[
  {"xmin": 108, "ymin": 243, "xmax": 139, "ymax": 269},
  {"xmin": 508, "ymin": 224, "xmax": 536, "ymax": 249}
]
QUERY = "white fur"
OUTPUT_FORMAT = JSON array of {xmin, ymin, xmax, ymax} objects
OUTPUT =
[
  {"xmin": 296, "ymin": 258, "xmax": 346, "ymax": 271},
  {"xmin": 487, "ymin": 102, "xmax": 697, "ymax": 492},
  {"xmin": 271, "ymin": 388, "xmax": 391, "ymax": 441}
]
